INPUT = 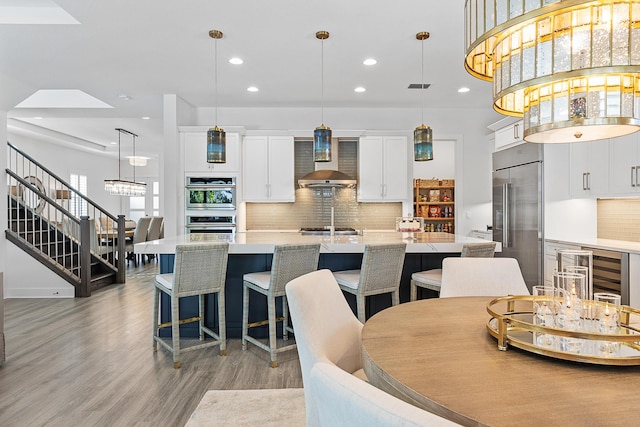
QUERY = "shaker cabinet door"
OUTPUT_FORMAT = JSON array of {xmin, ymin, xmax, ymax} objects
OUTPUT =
[{"xmin": 243, "ymin": 136, "xmax": 270, "ymax": 201}]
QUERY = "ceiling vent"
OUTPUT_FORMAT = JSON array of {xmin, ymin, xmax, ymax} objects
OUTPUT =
[{"xmin": 408, "ymin": 83, "xmax": 431, "ymax": 89}]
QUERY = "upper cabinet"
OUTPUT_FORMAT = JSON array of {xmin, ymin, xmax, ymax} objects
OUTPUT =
[
  {"xmin": 183, "ymin": 131, "xmax": 240, "ymax": 173},
  {"xmin": 569, "ymin": 139, "xmax": 610, "ymax": 197},
  {"xmin": 358, "ymin": 136, "xmax": 409, "ymax": 202},
  {"xmin": 243, "ymin": 136, "xmax": 295, "ymax": 202},
  {"xmin": 494, "ymin": 120, "xmax": 524, "ymax": 151},
  {"xmin": 610, "ymin": 133, "xmax": 640, "ymax": 195}
]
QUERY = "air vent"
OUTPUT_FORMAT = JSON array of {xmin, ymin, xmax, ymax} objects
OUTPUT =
[{"xmin": 408, "ymin": 83, "xmax": 431, "ymax": 89}]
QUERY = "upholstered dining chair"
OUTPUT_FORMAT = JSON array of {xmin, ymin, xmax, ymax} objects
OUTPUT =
[
  {"xmin": 285, "ymin": 269, "xmax": 367, "ymax": 427},
  {"xmin": 124, "ymin": 216, "xmax": 152, "ymax": 266},
  {"xmin": 152, "ymin": 243, "xmax": 229, "ymax": 368},
  {"xmin": 439, "ymin": 257, "xmax": 530, "ymax": 298},
  {"xmin": 410, "ymin": 241, "xmax": 497, "ymax": 301},
  {"xmin": 309, "ymin": 362, "xmax": 461, "ymax": 427},
  {"xmin": 242, "ymin": 243, "xmax": 321, "ymax": 367},
  {"xmin": 332, "ymin": 243, "xmax": 406, "ymax": 323},
  {"xmin": 145, "ymin": 216, "xmax": 164, "ymax": 262}
]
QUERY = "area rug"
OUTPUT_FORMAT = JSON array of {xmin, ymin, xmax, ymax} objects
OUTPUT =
[{"xmin": 185, "ymin": 388, "xmax": 306, "ymax": 427}]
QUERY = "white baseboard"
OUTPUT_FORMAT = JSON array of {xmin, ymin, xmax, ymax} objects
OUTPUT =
[{"xmin": 5, "ymin": 287, "xmax": 74, "ymax": 298}]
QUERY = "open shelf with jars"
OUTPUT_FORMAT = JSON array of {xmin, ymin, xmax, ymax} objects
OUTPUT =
[{"xmin": 413, "ymin": 179, "xmax": 455, "ymax": 233}]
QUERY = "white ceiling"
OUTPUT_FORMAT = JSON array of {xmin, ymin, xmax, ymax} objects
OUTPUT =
[{"xmin": 0, "ymin": 0, "xmax": 497, "ymax": 158}]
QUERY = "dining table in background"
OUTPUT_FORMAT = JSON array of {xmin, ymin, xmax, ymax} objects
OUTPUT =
[{"xmin": 361, "ymin": 296, "xmax": 640, "ymax": 427}]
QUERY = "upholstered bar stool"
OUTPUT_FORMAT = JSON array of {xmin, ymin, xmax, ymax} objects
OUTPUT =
[
  {"xmin": 153, "ymin": 243, "xmax": 229, "ymax": 368},
  {"xmin": 332, "ymin": 243, "xmax": 406, "ymax": 323},
  {"xmin": 242, "ymin": 243, "xmax": 320, "ymax": 367},
  {"xmin": 410, "ymin": 241, "xmax": 496, "ymax": 301}
]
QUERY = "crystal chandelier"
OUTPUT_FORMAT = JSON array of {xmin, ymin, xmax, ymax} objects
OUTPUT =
[
  {"xmin": 464, "ymin": 0, "xmax": 640, "ymax": 143},
  {"xmin": 104, "ymin": 128, "xmax": 147, "ymax": 196}
]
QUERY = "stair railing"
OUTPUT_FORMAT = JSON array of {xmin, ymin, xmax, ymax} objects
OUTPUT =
[{"xmin": 6, "ymin": 142, "xmax": 126, "ymax": 293}]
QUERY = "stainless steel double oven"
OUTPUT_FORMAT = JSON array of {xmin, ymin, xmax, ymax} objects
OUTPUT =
[{"xmin": 185, "ymin": 176, "xmax": 236, "ymax": 233}]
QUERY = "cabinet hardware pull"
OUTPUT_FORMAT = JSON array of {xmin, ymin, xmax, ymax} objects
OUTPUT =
[
  {"xmin": 632, "ymin": 166, "xmax": 636, "ymax": 188},
  {"xmin": 587, "ymin": 172, "xmax": 591, "ymax": 190},
  {"xmin": 582, "ymin": 172, "xmax": 586, "ymax": 191},
  {"xmin": 513, "ymin": 123, "xmax": 519, "ymax": 140},
  {"xmin": 636, "ymin": 166, "xmax": 640, "ymax": 188}
]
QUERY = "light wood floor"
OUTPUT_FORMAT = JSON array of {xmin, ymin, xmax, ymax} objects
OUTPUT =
[{"xmin": 0, "ymin": 261, "xmax": 303, "ymax": 427}]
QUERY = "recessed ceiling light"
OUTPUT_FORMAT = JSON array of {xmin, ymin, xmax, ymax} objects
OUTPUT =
[
  {"xmin": 141, "ymin": 116, "xmax": 150, "ymax": 120},
  {"xmin": 247, "ymin": 86, "xmax": 259, "ymax": 92},
  {"xmin": 354, "ymin": 87, "xmax": 366, "ymax": 93},
  {"xmin": 363, "ymin": 58, "xmax": 377, "ymax": 66},
  {"xmin": 229, "ymin": 57, "xmax": 244, "ymax": 65},
  {"xmin": 110, "ymin": 142, "xmax": 117, "ymax": 145},
  {"xmin": 33, "ymin": 116, "xmax": 43, "ymax": 120},
  {"xmin": 118, "ymin": 94, "xmax": 131, "ymax": 100},
  {"xmin": 458, "ymin": 87, "xmax": 471, "ymax": 93}
]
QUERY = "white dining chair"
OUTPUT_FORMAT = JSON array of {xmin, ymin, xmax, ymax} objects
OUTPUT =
[
  {"xmin": 309, "ymin": 361, "xmax": 461, "ymax": 427},
  {"xmin": 410, "ymin": 242, "xmax": 497, "ymax": 301},
  {"xmin": 439, "ymin": 257, "xmax": 530, "ymax": 298},
  {"xmin": 286, "ymin": 269, "xmax": 367, "ymax": 427}
]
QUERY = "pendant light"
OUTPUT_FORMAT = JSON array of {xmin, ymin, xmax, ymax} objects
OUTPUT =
[
  {"xmin": 314, "ymin": 30, "xmax": 331, "ymax": 162},
  {"xmin": 207, "ymin": 29, "xmax": 226, "ymax": 163},
  {"xmin": 104, "ymin": 128, "xmax": 147, "ymax": 196},
  {"xmin": 464, "ymin": 1, "xmax": 640, "ymax": 143},
  {"xmin": 414, "ymin": 31, "xmax": 433, "ymax": 161}
]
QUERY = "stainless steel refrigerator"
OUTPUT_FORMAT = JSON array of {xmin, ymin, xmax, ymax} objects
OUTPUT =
[{"xmin": 493, "ymin": 144, "xmax": 544, "ymax": 291}]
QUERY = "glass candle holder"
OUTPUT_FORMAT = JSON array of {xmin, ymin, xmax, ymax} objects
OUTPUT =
[
  {"xmin": 594, "ymin": 293, "xmax": 622, "ymax": 357},
  {"xmin": 557, "ymin": 249, "xmax": 593, "ymax": 299},
  {"xmin": 532, "ymin": 285, "xmax": 558, "ymax": 349}
]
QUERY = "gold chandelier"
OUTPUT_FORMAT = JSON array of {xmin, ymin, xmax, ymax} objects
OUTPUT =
[{"xmin": 464, "ymin": 0, "xmax": 640, "ymax": 143}]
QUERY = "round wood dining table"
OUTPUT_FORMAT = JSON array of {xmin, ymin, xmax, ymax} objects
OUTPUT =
[{"xmin": 361, "ymin": 296, "xmax": 640, "ymax": 427}]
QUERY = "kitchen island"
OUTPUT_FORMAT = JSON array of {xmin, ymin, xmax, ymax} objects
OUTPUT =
[{"xmin": 136, "ymin": 231, "xmax": 498, "ymax": 338}]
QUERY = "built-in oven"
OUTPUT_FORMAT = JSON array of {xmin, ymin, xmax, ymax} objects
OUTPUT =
[
  {"xmin": 186, "ymin": 176, "xmax": 236, "ymax": 210},
  {"xmin": 185, "ymin": 215, "xmax": 236, "ymax": 234}
]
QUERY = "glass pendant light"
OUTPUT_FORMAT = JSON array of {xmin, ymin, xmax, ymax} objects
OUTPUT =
[
  {"xmin": 414, "ymin": 31, "xmax": 433, "ymax": 161},
  {"xmin": 314, "ymin": 30, "xmax": 331, "ymax": 162},
  {"xmin": 207, "ymin": 29, "xmax": 226, "ymax": 163}
]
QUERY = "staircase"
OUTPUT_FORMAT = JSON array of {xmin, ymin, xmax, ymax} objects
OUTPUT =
[{"xmin": 6, "ymin": 142, "xmax": 126, "ymax": 297}]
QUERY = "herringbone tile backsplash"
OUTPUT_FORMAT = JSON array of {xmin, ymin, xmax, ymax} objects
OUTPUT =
[{"xmin": 597, "ymin": 199, "xmax": 640, "ymax": 242}]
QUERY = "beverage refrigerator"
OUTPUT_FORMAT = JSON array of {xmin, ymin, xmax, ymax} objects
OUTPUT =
[{"xmin": 492, "ymin": 144, "xmax": 544, "ymax": 291}]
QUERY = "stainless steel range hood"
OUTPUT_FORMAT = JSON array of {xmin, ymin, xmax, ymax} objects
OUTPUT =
[{"xmin": 298, "ymin": 170, "xmax": 356, "ymax": 188}]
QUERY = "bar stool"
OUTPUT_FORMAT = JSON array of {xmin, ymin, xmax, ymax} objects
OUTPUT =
[
  {"xmin": 332, "ymin": 243, "xmax": 406, "ymax": 323},
  {"xmin": 153, "ymin": 243, "xmax": 229, "ymax": 368},
  {"xmin": 410, "ymin": 242, "xmax": 496, "ymax": 301},
  {"xmin": 242, "ymin": 243, "xmax": 320, "ymax": 367}
]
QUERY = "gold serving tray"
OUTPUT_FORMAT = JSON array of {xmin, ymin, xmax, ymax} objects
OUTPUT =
[{"xmin": 486, "ymin": 295, "xmax": 640, "ymax": 366}]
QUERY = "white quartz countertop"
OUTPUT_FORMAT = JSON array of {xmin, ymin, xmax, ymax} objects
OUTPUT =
[
  {"xmin": 546, "ymin": 238, "xmax": 640, "ymax": 255},
  {"xmin": 135, "ymin": 231, "xmax": 500, "ymax": 255}
]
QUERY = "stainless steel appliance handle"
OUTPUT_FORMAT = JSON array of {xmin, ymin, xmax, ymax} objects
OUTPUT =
[
  {"xmin": 502, "ymin": 183, "xmax": 509, "ymax": 248},
  {"xmin": 632, "ymin": 166, "xmax": 636, "ymax": 187}
]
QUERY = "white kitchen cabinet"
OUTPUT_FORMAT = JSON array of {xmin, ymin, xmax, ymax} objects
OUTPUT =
[
  {"xmin": 609, "ymin": 133, "xmax": 640, "ymax": 195},
  {"xmin": 358, "ymin": 136, "xmax": 409, "ymax": 202},
  {"xmin": 569, "ymin": 140, "xmax": 609, "ymax": 197},
  {"xmin": 243, "ymin": 136, "xmax": 295, "ymax": 202},
  {"xmin": 494, "ymin": 120, "xmax": 524, "ymax": 151},
  {"xmin": 183, "ymin": 131, "xmax": 240, "ymax": 173}
]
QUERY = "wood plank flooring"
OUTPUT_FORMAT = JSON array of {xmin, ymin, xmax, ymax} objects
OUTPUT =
[{"xmin": 0, "ymin": 261, "xmax": 303, "ymax": 427}]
